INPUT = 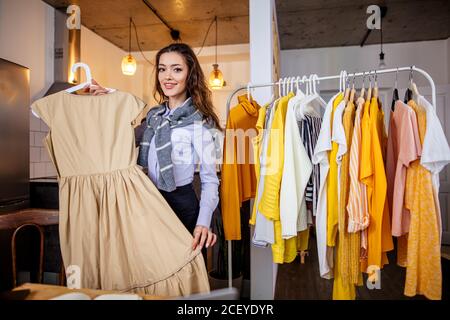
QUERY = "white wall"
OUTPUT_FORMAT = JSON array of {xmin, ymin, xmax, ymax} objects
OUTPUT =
[
  {"xmin": 249, "ymin": 0, "xmax": 278, "ymax": 300},
  {"xmin": 0, "ymin": 0, "xmax": 54, "ymax": 101},
  {"xmin": 280, "ymin": 39, "xmax": 450, "ymax": 91},
  {"xmin": 131, "ymin": 44, "xmax": 250, "ymax": 128},
  {"xmin": 447, "ymin": 38, "xmax": 450, "ymax": 85},
  {"xmin": 80, "ymin": 25, "xmax": 147, "ymax": 99},
  {"xmin": 0, "ymin": 0, "xmax": 56, "ymax": 178}
]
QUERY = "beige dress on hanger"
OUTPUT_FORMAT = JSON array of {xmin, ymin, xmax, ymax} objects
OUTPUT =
[{"xmin": 31, "ymin": 90, "xmax": 210, "ymax": 297}]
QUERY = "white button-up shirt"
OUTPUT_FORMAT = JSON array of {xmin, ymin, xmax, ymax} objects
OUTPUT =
[{"xmin": 147, "ymin": 97, "xmax": 219, "ymax": 228}]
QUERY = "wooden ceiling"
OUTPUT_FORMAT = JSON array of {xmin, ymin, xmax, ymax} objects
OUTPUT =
[
  {"xmin": 42, "ymin": 0, "xmax": 449, "ymax": 51},
  {"xmin": 276, "ymin": 0, "xmax": 450, "ymax": 49},
  {"xmin": 42, "ymin": 0, "xmax": 249, "ymax": 51}
]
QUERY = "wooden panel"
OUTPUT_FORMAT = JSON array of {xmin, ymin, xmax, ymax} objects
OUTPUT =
[
  {"xmin": 0, "ymin": 209, "xmax": 59, "ymax": 230},
  {"xmin": 42, "ymin": 0, "xmax": 249, "ymax": 51},
  {"xmin": 276, "ymin": 0, "xmax": 450, "ymax": 49}
]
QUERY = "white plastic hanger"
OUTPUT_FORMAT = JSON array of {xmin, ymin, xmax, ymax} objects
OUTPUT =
[
  {"xmin": 295, "ymin": 76, "xmax": 301, "ymax": 96},
  {"xmin": 66, "ymin": 62, "xmax": 92, "ymax": 93},
  {"xmin": 31, "ymin": 108, "xmax": 40, "ymax": 119},
  {"xmin": 300, "ymin": 76, "xmax": 308, "ymax": 96},
  {"xmin": 31, "ymin": 63, "xmax": 92, "ymax": 119},
  {"xmin": 283, "ymin": 77, "xmax": 288, "ymax": 96},
  {"xmin": 288, "ymin": 75, "xmax": 305, "ymax": 122},
  {"xmin": 312, "ymin": 74, "xmax": 327, "ymax": 108},
  {"xmin": 278, "ymin": 78, "xmax": 283, "ymax": 98},
  {"xmin": 409, "ymin": 66, "xmax": 420, "ymax": 97},
  {"xmin": 247, "ymin": 82, "xmax": 252, "ymax": 101},
  {"xmin": 299, "ymin": 74, "xmax": 322, "ymax": 119}
]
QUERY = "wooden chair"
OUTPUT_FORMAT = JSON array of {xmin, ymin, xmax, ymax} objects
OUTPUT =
[
  {"xmin": 0, "ymin": 209, "xmax": 64, "ymax": 288},
  {"xmin": 11, "ymin": 223, "xmax": 45, "ymax": 288}
]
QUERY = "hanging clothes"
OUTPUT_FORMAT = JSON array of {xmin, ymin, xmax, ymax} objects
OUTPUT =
[
  {"xmin": 360, "ymin": 97, "xmax": 394, "ymax": 271},
  {"xmin": 298, "ymin": 115, "xmax": 322, "ymax": 216},
  {"xmin": 257, "ymin": 92, "xmax": 297, "ymax": 263},
  {"xmin": 332, "ymin": 99, "xmax": 362, "ymax": 300},
  {"xmin": 295, "ymin": 113, "xmax": 322, "ymax": 256},
  {"xmin": 31, "ymin": 91, "xmax": 210, "ymax": 296},
  {"xmin": 418, "ymin": 95, "xmax": 450, "ymax": 241},
  {"xmin": 221, "ymin": 95, "xmax": 260, "ymax": 240},
  {"xmin": 386, "ymin": 100, "xmax": 422, "ymax": 237},
  {"xmin": 251, "ymin": 102, "xmax": 276, "ymax": 247},
  {"xmin": 280, "ymin": 92, "xmax": 312, "ymax": 239},
  {"xmin": 346, "ymin": 97, "xmax": 369, "ymax": 253},
  {"xmin": 402, "ymin": 100, "xmax": 442, "ymax": 300},
  {"xmin": 312, "ymin": 92, "xmax": 342, "ymax": 279},
  {"xmin": 327, "ymin": 94, "xmax": 346, "ymax": 247}
]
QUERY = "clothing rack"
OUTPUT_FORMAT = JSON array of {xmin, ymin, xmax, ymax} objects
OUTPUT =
[{"xmin": 223, "ymin": 65, "xmax": 437, "ymax": 289}]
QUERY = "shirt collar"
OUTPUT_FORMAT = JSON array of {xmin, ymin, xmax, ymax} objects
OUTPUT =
[{"xmin": 164, "ymin": 97, "xmax": 192, "ymax": 115}]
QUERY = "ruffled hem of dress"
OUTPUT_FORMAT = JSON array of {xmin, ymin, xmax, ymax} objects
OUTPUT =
[{"xmin": 120, "ymin": 251, "xmax": 210, "ymax": 297}]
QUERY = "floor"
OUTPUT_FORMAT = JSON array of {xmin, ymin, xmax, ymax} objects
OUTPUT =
[{"xmin": 275, "ymin": 233, "xmax": 449, "ymax": 300}]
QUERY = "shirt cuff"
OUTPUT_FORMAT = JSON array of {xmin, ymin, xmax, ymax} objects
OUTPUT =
[{"xmin": 196, "ymin": 206, "xmax": 214, "ymax": 229}]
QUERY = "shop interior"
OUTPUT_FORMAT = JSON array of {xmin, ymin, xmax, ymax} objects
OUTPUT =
[{"xmin": 0, "ymin": 0, "xmax": 449, "ymax": 300}]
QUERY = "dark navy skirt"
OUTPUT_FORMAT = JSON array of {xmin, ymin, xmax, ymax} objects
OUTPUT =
[{"xmin": 158, "ymin": 183, "xmax": 200, "ymax": 234}]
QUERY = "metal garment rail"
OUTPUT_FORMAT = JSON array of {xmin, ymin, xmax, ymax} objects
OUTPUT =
[{"xmin": 223, "ymin": 65, "xmax": 437, "ymax": 289}]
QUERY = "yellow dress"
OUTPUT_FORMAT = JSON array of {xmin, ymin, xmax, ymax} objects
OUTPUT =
[
  {"xmin": 31, "ymin": 91, "xmax": 210, "ymax": 296},
  {"xmin": 403, "ymin": 101, "xmax": 442, "ymax": 300},
  {"xmin": 332, "ymin": 100, "xmax": 362, "ymax": 300},
  {"xmin": 327, "ymin": 94, "xmax": 344, "ymax": 247},
  {"xmin": 360, "ymin": 98, "xmax": 393, "ymax": 272}
]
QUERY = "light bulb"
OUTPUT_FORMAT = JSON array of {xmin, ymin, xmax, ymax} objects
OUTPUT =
[
  {"xmin": 209, "ymin": 64, "xmax": 224, "ymax": 89},
  {"xmin": 122, "ymin": 54, "xmax": 137, "ymax": 76},
  {"xmin": 378, "ymin": 52, "xmax": 386, "ymax": 69}
]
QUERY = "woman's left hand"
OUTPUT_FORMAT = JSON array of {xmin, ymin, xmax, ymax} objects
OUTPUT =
[{"xmin": 192, "ymin": 225, "xmax": 217, "ymax": 251}]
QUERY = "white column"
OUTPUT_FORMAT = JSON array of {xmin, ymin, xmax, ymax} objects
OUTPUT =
[{"xmin": 249, "ymin": 0, "xmax": 279, "ymax": 300}]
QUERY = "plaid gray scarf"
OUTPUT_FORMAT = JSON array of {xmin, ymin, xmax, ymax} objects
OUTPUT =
[{"xmin": 137, "ymin": 98, "xmax": 219, "ymax": 192}]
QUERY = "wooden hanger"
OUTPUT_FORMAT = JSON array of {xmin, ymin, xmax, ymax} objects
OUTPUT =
[
  {"xmin": 359, "ymin": 72, "xmax": 366, "ymax": 99},
  {"xmin": 344, "ymin": 74, "xmax": 350, "ymax": 103},
  {"xmin": 366, "ymin": 73, "xmax": 373, "ymax": 101},
  {"xmin": 349, "ymin": 74, "xmax": 356, "ymax": 103},
  {"xmin": 373, "ymin": 70, "xmax": 379, "ymax": 99}
]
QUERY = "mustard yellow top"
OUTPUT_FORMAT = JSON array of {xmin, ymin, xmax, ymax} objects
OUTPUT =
[
  {"xmin": 333, "ymin": 100, "xmax": 362, "ymax": 300},
  {"xmin": 221, "ymin": 95, "xmax": 260, "ymax": 240},
  {"xmin": 360, "ymin": 98, "xmax": 393, "ymax": 271},
  {"xmin": 249, "ymin": 105, "xmax": 267, "ymax": 226}
]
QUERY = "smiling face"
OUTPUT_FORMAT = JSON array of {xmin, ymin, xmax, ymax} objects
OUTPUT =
[{"xmin": 157, "ymin": 52, "xmax": 189, "ymax": 100}]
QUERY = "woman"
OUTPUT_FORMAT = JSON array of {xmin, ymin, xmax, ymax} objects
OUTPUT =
[{"xmin": 86, "ymin": 43, "xmax": 220, "ymax": 251}]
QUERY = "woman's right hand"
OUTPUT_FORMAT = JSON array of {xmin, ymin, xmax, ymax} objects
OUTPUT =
[{"xmin": 82, "ymin": 79, "xmax": 110, "ymax": 95}]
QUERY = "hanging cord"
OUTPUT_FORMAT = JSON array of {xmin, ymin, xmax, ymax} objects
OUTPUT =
[
  {"xmin": 128, "ymin": 18, "xmax": 132, "ymax": 55},
  {"xmin": 215, "ymin": 16, "xmax": 218, "ymax": 64},
  {"xmin": 196, "ymin": 17, "xmax": 216, "ymax": 56},
  {"xmin": 130, "ymin": 18, "xmax": 154, "ymax": 66}
]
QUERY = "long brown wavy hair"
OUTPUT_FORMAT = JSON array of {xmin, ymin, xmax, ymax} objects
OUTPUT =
[{"xmin": 153, "ymin": 43, "xmax": 222, "ymax": 130}]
